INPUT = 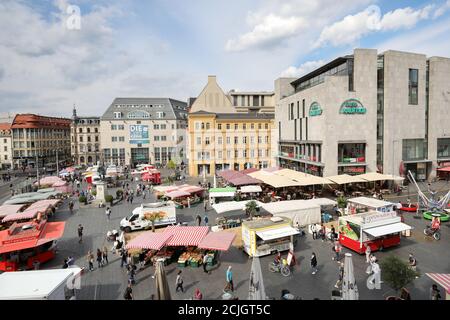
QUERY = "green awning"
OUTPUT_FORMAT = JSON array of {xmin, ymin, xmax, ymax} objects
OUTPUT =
[{"xmin": 209, "ymin": 187, "xmax": 237, "ymax": 193}]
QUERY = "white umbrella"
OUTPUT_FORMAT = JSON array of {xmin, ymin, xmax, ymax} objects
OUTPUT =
[
  {"xmin": 248, "ymin": 256, "xmax": 266, "ymax": 300},
  {"xmin": 342, "ymin": 253, "xmax": 359, "ymax": 300},
  {"xmin": 154, "ymin": 260, "xmax": 171, "ymax": 300}
]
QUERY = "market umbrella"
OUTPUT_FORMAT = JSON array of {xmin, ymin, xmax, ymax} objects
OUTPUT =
[
  {"xmin": 342, "ymin": 253, "xmax": 359, "ymax": 300},
  {"xmin": 154, "ymin": 260, "xmax": 171, "ymax": 300},
  {"xmin": 248, "ymin": 256, "xmax": 266, "ymax": 300}
]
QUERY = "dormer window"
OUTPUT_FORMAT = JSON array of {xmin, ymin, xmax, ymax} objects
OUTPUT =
[{"xmin": 113, "ymin": 112, "xmax": 122, "ymax": 119}]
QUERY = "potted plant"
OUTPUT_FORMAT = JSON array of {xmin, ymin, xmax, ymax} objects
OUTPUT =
[
  {"xmin": 245, "ymin": 200, "xmax": 258, "ymax": 220},
  {"xmin": 105, "ymin": 195, "xmax": 114, "ymax": 206},
  {"xmin": 78, "ymin": 195, "xmax": 86, "ymax": 204},
  {"xmin": 380, "ymin": 256, "xmax": 420, "ymax": 298}
]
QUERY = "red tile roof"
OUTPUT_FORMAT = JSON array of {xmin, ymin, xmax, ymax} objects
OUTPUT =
[
  {"xmin": 11, "ymin": 114, "xmax": 71, "ymax": 129},
  {"xmin": 0, "ymin": 123, "xmax": 11, "ymax": 131}
]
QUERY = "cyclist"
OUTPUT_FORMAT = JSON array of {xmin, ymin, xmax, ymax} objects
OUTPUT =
[{"xmin": 431, "ymin": 216, "xmax": 441, "ymax": 232}]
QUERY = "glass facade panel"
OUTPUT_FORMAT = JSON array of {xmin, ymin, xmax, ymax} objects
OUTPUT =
[{"xmin": 402, "ymin": 139, "xmax": 426, "ymax": 161}]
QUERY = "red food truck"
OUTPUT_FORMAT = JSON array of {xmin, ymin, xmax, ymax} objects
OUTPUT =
[
  {"xmin": 338, "ymin": 211, "xmax": 412, "ymax": 254},
  {"xmin": 0, "ymin": 219, "xmax": 65, "ymax": 272}
]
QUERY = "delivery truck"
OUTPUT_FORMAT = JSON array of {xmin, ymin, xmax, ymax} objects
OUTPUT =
[{"xmin": 120, "ymin": 201, "xmax": 177, "ymax": 232}]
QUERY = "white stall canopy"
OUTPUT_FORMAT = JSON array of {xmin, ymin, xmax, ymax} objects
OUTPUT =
[
  {"xmin": 364, "ymin": 222, "xmax": 412, "ymax": 237},
  {"xmin": 212, "ymin": 200, "xmax": 263, "ymax": 214},
  {"xmin": 240, "ymin": 185, "xmax": 262, "ymax": 193},
  {"xmin": 261, "ymin": 200, "xmax": 321, "ymax": 226},
  {"xmin": 256, "ymin": 226, "xmax": 300, "ymax": 241}
]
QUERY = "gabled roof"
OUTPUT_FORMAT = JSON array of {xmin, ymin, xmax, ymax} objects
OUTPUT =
[
  {"xmin": 101, "ymin": 98, "xmax": 188, "ymax": 120},
  {"xmin": 189, "ymin": 76, "xmax": 234, "ymax": 114}
]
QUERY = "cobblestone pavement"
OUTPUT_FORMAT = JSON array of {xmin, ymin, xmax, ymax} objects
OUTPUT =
[{"xmin": 37, "ymin": 176, "xmax": 450, "ymax": 300}]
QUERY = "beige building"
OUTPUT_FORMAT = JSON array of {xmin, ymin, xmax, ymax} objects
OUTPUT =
[
  {"xmin": 71, "ymin": 107, "xmax": 101, "ymax": 166},
  {"xmin": 188, "ymin": 76, "xmax": 275, "ymax": 177},
  {"xmin": 275, "ymin": 48, "xmax": 450, "ymax": 181},
  {"xmin": 100, "ymin": 98, "xmax": 187, "ymax": 167},
  {"xmin": 0, "ymin": 123, "xmax": 13, "ymax": 170}
]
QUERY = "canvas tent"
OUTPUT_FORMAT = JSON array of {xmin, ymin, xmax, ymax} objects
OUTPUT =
[{"xmin": 261, "ymin": 200, "xmax": 321, "ymax": 226}]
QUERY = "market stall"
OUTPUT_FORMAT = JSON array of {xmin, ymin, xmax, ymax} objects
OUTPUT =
[
  {"xmin": 197, "ymin": 231, "xmax": 236, "ymax": 266},
  {"xmin": 209, "ymin": 187, "xmax": 237, "ymax": 205},
  {"xmin": 242, "ymin": 217, "xmax": 299, "ymax": 257},
  {"xmin": 338, "ymin": 210, "xmax": 412, "ymax": 254},
  {"xmin": 426, "ymin": 273, "xmax": 450, "ymax": 300},
  {"xmin": 261, "ymin": 200, "xmax": 322, "ymax": 227},
  {"xmin": 344, "ymin": 197, "xmax": 395, "ymax": 215},
  {"xmin": 212, "ymin": 200, "xmax": 263, "ymax": 214}
]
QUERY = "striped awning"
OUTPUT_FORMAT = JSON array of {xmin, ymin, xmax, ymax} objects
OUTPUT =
[
  {"xmin": 164, "ymin": 226, "xmax": 209, "ymax": 247},
  {"xmin": 126, "ymin": 231, "xmax": 173, "ymax": 251},
  {"xmin": 198, "ymin": 231, "xmax": 236, "ymax": 251},
  {"xmin": 2, "ymin": 208, "xmax": 40, "ymax": 223},
  {"xmin": 427, "ymin": 273, "xmax": 450, "ymax": 294}
]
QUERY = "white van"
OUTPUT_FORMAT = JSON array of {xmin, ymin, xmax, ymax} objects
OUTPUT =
[{"xmin": 120, "ymin": 201, "xmax": 176, "ymax": 232}]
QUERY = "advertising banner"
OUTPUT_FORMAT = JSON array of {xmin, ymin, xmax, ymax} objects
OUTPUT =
[{"xmin": 129, "ymin": 125, "xmax": 149, "ymax": 144}]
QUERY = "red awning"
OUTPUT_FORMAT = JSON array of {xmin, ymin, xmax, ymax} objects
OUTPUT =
[
  {"xmin": 164, "ymin": 226, "xmax": 209, "ymax": 247},
  {"xmin": 427, "ymin": 273, "xmax": 450, "ymax": 294},
  {"xmin": 228, "ymin": 175, "xmax": 262, "ymax": 186},
  {"xmin": 125, "ymin": 232, "xmax": 173, "ymax": 250},
  {"xmin": 437, "ymin": 166, "xmax": 450, "ymax": 172},
  {"xmin": 2, "ymin": 208, "xmax": 40, "ymax": 223},
  {"xmin": 0, "ymin": 221, "xmax": 65, "ymax": 254},
  {"xmin": 197, "ymin": 231, "xmax": 236, "ymax": 251},
  {"xmin": 165, "ymin": 190, "xmax": 190, "ymax": 199}
]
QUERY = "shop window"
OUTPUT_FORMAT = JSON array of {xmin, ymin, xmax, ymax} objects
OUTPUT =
[
  {"xmin": 402, "ymin": 139, "xmax": 426, "ymax": 161},
  {"xmin": 408, "ymin": 69, "xmax": 418, "ymax": 105},
  {"xmin": 338, "ymin": 143, "xmax": 366, "ymax": 163},
  {"xmin": 437, "ymin": 138, "xmax": 450, "ymax": 158}
]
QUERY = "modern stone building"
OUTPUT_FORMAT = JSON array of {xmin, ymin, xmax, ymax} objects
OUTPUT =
[
  {"xmin": 0, "ymin": 123, "xmax": 13, "ymax": 170},
  {"xmin": 100, "ymin": 98, "xmax": 188, "ymax": 167},
  {"xmin": 11, "ymin": 114, "xmax": 71, "ymax": 171},
  {"xmin": 188, "ymin": 76, "xmax": 275, "ymax": 177},
  {"xmin": 275, "ymin": 48, "xmax": 450, "ymax": 181},
  {"xmin": 71, "ymin": 106, "xmax": 101, "ymax": 166}
]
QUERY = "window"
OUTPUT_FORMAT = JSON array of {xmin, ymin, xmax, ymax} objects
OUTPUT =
[
  {"xmin": 302, "ymin": 99, "xmax": 305, "ymax": 117},
  {"xmin": 112, "ymin": 136, "xmax": 117, "ymax": 142},
  {"xmin": 154, "ymin": 136, "xmax": 160, "ymax": 141},
  {"xmin": 118, "ymin": 125, "xmax": 125, "ymax": 130},
  {"xmin": 218, "ymin": 137, "xmax": 223, "ymax": 145},
  {"xmin": 227, "ymin": 150, "xmax": 231, "ymax": 158},
  {"xmin": 233, "ymin": 96, "xmax": 238, "ymax": 106},
  {"xmin": 409, "ymin": 69, "xmax": 418, "ymax": 105},
  {"xmin": 242, "ymin": 136, "xmax": 247, "ymax": 144},
  {"xmin": 196, "ymin": 137, "xmax": 201, "ymax": 145},
  {"xmin": 403, "ymin": 139, "xmax": 426, "ymax": 161},
  {"xmin": 156, "ymin": 112, "xmax": 164, "ymax": 118},
  {"xmin": 79, "ymin": 136, "xmax": 83, "ymax": 142},
  {"xmin": 234, "ymin": 124, "xmax": 238, "ymax": 130},
  {"xmin": 226, "ymin": 137, "xmax": 231, "ymax": 144},
  {"xmin": 78, "ymin": 128, "xmax": 83, "ymax": 133},
  {"xmin": 438, "ymin": 138, "xmax": 450, "ymax": 158},
  {"xmin": 206, "ymin": 123, "xmax": 210, "ymax": 130},
  {"xmin": 154, "ymin": 147, "xmax": 160, "ymax": 162},
  {"xmin": 250, "ymin": 136, "xmax": 255, "ymax": 144},
  {"xmin": 258, "ymin": 123, "xmax": 262, "ymax": 130},
  {"xmin": 251, "ymin": 123, "xmax": 254, "ymax": 130},
  {"xmin": 154, "ymin": 124, "xmax": 160, "ymax": 130},
  {"xmin": 195, "ymin": 122, "xmax": 200, "ymax": 130},
  {"xmin": 119, "ymin": 137, "xmax": 125, "ymax": 142},
  {"xmin": 95, "ymin": 128, "xmax": 98, "ymax": 133},
  {"xmin": 161, "ymin": 136, "xmax": 167, "ymax": 141},
  {"xmin": 258, "ymin": 149, "xmax": 262, "ymax": 157},
  {"xmin": 201, "ymin": 123, "xmax": 205, "ymax": 130},
  {"xmin": 3, "ymin": 139, "xmax": 6, "ymax": 143},
  {"xmin": 4, "ymin": 155, "xmax": 7, "ymax": 160},
  {"xmin": 251, "ymin": 149, "xmax": 255, "ymax": 158},
  {"xmin": 338, "ymin": 143, "xmax": 366, "ymax": 162},
  {"xmin": 160, "ymin": 124, "xmax": 166, "ymax": 130},
  {"xmin": 4, "ymin": 146, "xmax": 7, "ymax": 151},
  {"xmin": 226, "ymin": 124, "xmax": 230, "ymax": 130},
  {"xmin": 243, "ymin": 150, "xmax": 248, "ymax": 157},
  {"xmin": 258, "ymin": 136, "xmax": 262, "ymax": 144},
  {"xmin": 265, "ymin": 136, "xmax": 269, "ymax": 143},
  {"xmin": 234, "ymin": 136, "xmax": 238, "ymax": 144},
  {"xmin": 234, "ymin": 150, "xmax": 238, "ymax": 158},
  {"xmin": 218, "ymin": 124, "xmax": 222, "ymax": 130},
  {"xmin": 218, "ymin": 151, "xmax": 223, "ymax": 159},
  {"xmin": 172, "ymin": 124, "xmax": 175, "ymax": 129},
  {"xmin": 205, "ymin": 137, "xmax": 210, "ymax": 145},
  {"xmin": 113, "ymin": 112, "xmax": 122, "ymax": 119},
  {"xmin": 265, "ymin": 123, "xmax": 268, "ymax": 130}
]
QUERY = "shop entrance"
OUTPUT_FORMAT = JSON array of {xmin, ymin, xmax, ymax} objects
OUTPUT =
[
  {"xmin": 131, "ymin": 148, "xmax": 149, "ymax": 167},
  {"xmin": 405, "ymin": 162, "xmax": 430, "ymax": 181}
]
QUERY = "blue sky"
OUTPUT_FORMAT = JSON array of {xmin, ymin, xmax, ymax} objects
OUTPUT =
[{"xmin": 0, "ymin": 0, "xmax": 450, "ymax": 116}]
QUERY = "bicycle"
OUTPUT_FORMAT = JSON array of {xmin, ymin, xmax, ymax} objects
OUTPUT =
[{"xmin": 268, "ymin": 261, "xmax": 291, "ymax": 277}]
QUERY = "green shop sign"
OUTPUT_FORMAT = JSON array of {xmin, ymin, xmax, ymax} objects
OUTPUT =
[
  {"xmin": 309, "ymin": 102, "xmax": 322, "ymax": 116},
  {"xmin": 340, "ymin": 99, "xmax": 366, "ymax": 114}
]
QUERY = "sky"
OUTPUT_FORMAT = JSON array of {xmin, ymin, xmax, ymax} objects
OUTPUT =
[{"xmin": 0, "ymin": 0, "xmax": 450, "ymax": 117}]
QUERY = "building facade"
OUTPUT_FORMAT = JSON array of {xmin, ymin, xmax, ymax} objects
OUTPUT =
[
  {"xmin": 11, "ymin": 114, "xmax": 71, "ymax": 170},
  {"xmin": 188, "ymin": 76, "xmax": 275, "ymax": 177},
  {"xmin": 0, "ymin": 123, "xmax": 13, "ymax": 170},
  {"xmin": 71, "ymin": 107, "xmax": 101, "ymax": 166},
  {"xmin": 100, "ymin": 98, "xmax": 188, "ymax": 167},
  {"xmin": 275, "ymin": 48, "xmax": 450, "ymax": 181}
]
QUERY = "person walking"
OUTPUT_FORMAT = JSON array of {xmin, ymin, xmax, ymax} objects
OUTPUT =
[
  {"xmin": 430, "ymin": 284, "xmax": 441, "ymax": 300},
  {"xmin": 365, "ymin": 245, "xmax": 372, "ymax": 263},
  {"xmin": 204, "ymin": 199, "xmax": 208, "ymax": 212},
  {"xmin": 138, "ymin": 251, "xmax": 146, "ymax": 269},
  {"xmin": 106, "ymin": 207, "xmax": 111, "ymax": 220},
  {"xmin": 311, "ymin": 252, "xmax": 318, "ymax": 275},
  {"xmin": 320, "ymin": 224, "xmax": 326, "ymax": 242},
  {"xmin": 408, "ymin": 253, "xmax": 418, "ymax": 277},
  {"xmin": 333, "ymin": 240, "xmax": 342, "ymax": 262},
  {"xmin": 87, "ymin": 250, "xmax": 94, "ymax": 271},
  {"xmin": 203, "ymin": 254, "xmax": 209, "ymax": 274},
  {"xmin": 69, "ymin": 200, "xmax": 74, "ymax": 214},
  {"xmin": 226, "ymin": 266, "xmax": 234, "ymax": 292},
  {"xmin": 311, "ymin": 224, "xmax": 317, "ymax": 240},
  {"xmin": 204, "ymin": 215, "xmax": 209, "ymax": 226},
  {"xmin": 123, "ymin": 284, "xmax": 133, "ymax": 300},
  {"xmin": 77, "ymin": 224, "xmax": 83, "ymax": 243},
  {"xmin": 196, "ymin": 214, "xmax": 202, "ymax": 226},
  {"xmin": 126, "ymin": 253, "xmax": 132, "ymax": 267},
  {"xmin": 96, "ymin": 249, "xmax": 103, "ymax": 268},
  {"xmin": 175, "ymin": 270, "xmax": 184, "ymax": 293},
  {"xmin": 102, "ymin": 246, "xmax": 109, "ymax": 265},
  {"xmin": 127, "ymin": 265, "xmax": 136, "ymax": 285},
  {"xmin": 120, "ymin": 249, "xmax": 128, "ymax": 268}
]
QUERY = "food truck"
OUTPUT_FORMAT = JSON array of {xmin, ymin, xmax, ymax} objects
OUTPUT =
[
  {"xmin": 344, "ymin": 197, "xmax": 395, "ymax": 215},
  {"xmin": 120, "ymin": 201, "xmax": 176, "ymax": 232},
  {"xmin": 338, "ymin": 211, "xmax": 412, "ymax": 254},
  {"xmin": 242, "ymin": 217, "xmax": 299, "ymax": 257},
  {"xmin": 0, "ymin": 219, "xmax": 66, "ymax": 272},
  {"xmin": 0, "ymin": 268, "xmax": 82, "ymax": 300}
]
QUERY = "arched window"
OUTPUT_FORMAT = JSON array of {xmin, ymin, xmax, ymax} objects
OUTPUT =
[
  {"xmin": 80, "ymin": 156, "xmax": 85, "ymax": 164},
  {"xmin": 87, "ymin": 156, "xmax": 93, "ymax": 163},
  {"xmin": 127, "ymin": 111, "xmax": 150, "ymax": 119}
]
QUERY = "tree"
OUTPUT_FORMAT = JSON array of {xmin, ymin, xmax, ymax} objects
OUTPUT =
[
  {"xmin": 245, "ymin": 200, "xmax": 258, "ymax": 220},
  {"xmin": 167, "ymin": 159, "xmax": 176, "ymax": 170},
  {"xmin": 105, "ymin": 195, "xmax": 114, "ymax": 206},
  {"xmin": 143, "ymin": 211, "xmax": 166, "ymax": 232},
  {"xmin": 337, "ymin": 195, "xmax": 347, "ymax": 209},
  {"xmin": 380, "ymin": 256, "xmax": 420, "ymax": 294}
]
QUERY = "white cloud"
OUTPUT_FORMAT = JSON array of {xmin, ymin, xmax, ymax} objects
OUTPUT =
[
  {"xmin": 314, "ymin": 4, "xmax": 435, "ymax": 48},
  {"xmin": 434, "ymin": 0, "xmax": 450, "ymax": 18},
  {"xmin": 225, "ymin": 14, "xmax": 306, "ymax": 52},
  {"xmin": 280, "ymin": 60, "xmax": 325, "ymax": 78}
]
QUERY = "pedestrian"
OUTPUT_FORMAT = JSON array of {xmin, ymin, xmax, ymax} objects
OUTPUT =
[
  {"xmin": 97, "ymin": 249, "xmax": 103, "ymax": 268},
  {"xmin": 204, "ymin": 215, "xmax": 209, "ymax": 226},
  {"xmin": 103, "ymin": 246, "xmax": 109, "ymax": 265},
  {"xmin": 128, "ymin": 265, "xmax": 136, "ymax": 285},
  {"xmin": 130, "ymin": 195, "xmax": 133, "ymax": 204},
  {"xmin": 196, "ymin": 214, "xmax": 202, "ymax": 226},
  {"xmin": 126, "ymin": 253, "xmax": 132, "ymax": 267},
  {"xmin": 334, "ymin": 262, "xmax": 344, "ymax": 288},
  {"xmin": 330, "ymin": 225, "xmax": 336, "ymax": 241},
  {"xmin": 187, "ymin": 197, "xmax": 191, "ymax": 208},
  {"xmin": 175, "ymin": 270, "xmax": 184, "ymax": 292},
  {"xmin": 311, "ymin": 224, "xmax": 317, "ymax": 240},
  {"xmin": 106, "ymin": 207, "xmax": 111, "ymax": 220},
  {"xmin": 365, "ymin": 245, "xmax": 371, "ymax": 263},
  {"xmin": 320, "ymin": 224, "xmax": 326, "ymax": 242},
  {"xmin": 62, "ymin": 259, "xmax": 68, "ymax": 269},
  {"xmin": 408, "ymin": 253, "xmax": 418, "ymax": 275},
  {"xmin": 310, "ymin": 252, "xmax": 318, "ymax": 275},
  {"xmin": 226, "ymin": 266, "xmax": 234, "ymax": 292},
  {"xmin": 77, "ymin": 224, "xmax": 83, "ymax": 243},
  {"xmin": 139, "ymin": 251, "xmax": 146, "ymax": 269},
  {"xmin": 203, "ymin": 254, "xmax": 209, "ymax": 274},
  {"xmin": 204, "ymin": 199, "xmax": 207, "ymax": 212},
  {"xmin": 87, "ymin": 251, "xmax": 94, "ymax": 271},
  {"xmin": 333, "ymin": 240, "xmax": 342, "ymax": 262},
  {"xmin": 124, "ymin": 284, "xmax": 133, "ymax": 300},
  {"xmin": 430, "ymin": 284, "xmax": 441, "ymax": 300},
  {"xmin": 67, "ymin": 256, "xmax": 74, "ymax": 266},
  {"xmin": 120, "ymin": 249, "xmax": 128, "ymax": 268}
]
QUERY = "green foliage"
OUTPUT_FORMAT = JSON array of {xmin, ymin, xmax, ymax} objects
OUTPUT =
[
  {"xmin": 91, "ymin": 190, "xmax": 97, "ymax": 196},
  {"xmin": 380, "ymin": 256, "xmax": 420, "ymax": 292},
  {"xmin": 337, "ymin": 195, "xmax": 347, "ymax": 209},
  {"xmin": 245, "ymin": 200, "xmax": 258, "ymax": 219},
  {"xmin": 167, "ymin": 159, "xmax": 176, "ymax": 170},
  {"xmin": 116, "ymin": 189, "xmax": 124, "ymax": 198},
  {"xmin": 105, "ymin": 195, "xmax": 114, "ymax": 205},
  {"xmin": 78, "ymin": 195, "xmax": 86, "ymax": 204}
]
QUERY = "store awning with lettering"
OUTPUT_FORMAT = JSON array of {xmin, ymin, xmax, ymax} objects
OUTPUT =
[{"xmin": 364, "ymin": 222, "xmax": 411, "ymax": 237}]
